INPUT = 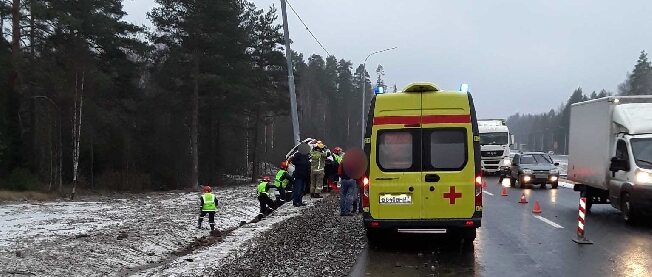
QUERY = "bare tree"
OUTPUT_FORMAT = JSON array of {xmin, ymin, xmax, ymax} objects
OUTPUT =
[{"xmin": 71, "ymin": 72, "xmax": 84, "ymax": 199}]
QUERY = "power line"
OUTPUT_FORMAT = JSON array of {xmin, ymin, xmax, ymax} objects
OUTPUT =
[{"xmin": 285, "ymin": 0, "xmax": 331, "ymax": 57}]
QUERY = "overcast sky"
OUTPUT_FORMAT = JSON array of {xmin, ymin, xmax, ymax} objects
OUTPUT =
[{"xmin": 123, "ymin": 0, "xmax": 652, "ymax": 118}]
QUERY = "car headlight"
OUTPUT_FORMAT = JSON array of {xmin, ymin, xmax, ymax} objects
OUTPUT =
[
  {"xmin": 523, "ymin": 169, "xmax": 533, "ymax": 175},
  {"xmin": 636, "ymin": 170, "xmax": 652, "ymax": 184},
  {"xmin": 550, "ymin": 169, "xmax": 559, "ymax": 175}
]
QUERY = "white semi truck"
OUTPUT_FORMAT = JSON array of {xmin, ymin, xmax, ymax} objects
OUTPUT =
[
  {"xmin": 569, "ymin": 96, "xmax": 652, "ymax": 223},
  {"xmin": 478, "ymin": 119, "xmax": 513, "ymax": 175}
]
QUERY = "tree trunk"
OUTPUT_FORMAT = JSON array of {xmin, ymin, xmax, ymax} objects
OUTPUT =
[
  {"xmin": 71, "ymin": 72, "xmax": 84, "ymax": 199},
  {"xmin": 29, "ymin": 0, "xmax": 35, "ymax": 59},
  {"xmin": 58, "ymin": 113, "xmax": 63, "ymax": 193},
  {"xmin": 190, "ymin": 54, "xmax": 199, "ymax": 189},
  {"xmin": 90, "ymin": 134, "xmax": 94, "ymax": 189},
  {"xmin": 250, "ymin": 108, "xmax": 260, "ymax": 182},
  {"xmin": 244, "ymin": 116, "xmax": 250, "ymax": 175},
  {"xmin": 48, "ymin": 118, "xmax": 52, "ymax": 191},
  {"xmin": 11, "ymin": 0, "xmax": 20, "ymax": 59}
]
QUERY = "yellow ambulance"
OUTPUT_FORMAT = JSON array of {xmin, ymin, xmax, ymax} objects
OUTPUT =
[{"xmin": 361, "ymin": 82, "xmax": 482, "ymax": 244}]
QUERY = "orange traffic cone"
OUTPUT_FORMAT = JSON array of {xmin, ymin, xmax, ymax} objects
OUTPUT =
[
  {"xmin": 501, "ymin": 187, "xmax": 508, "ymax": 196},
  {"xmin": 519, "ymin": 193, "xmax": 528, "ymax": 204},
  {"xmin": 532, "ymin": 200, "xmax": 542, "ymax": 214}
]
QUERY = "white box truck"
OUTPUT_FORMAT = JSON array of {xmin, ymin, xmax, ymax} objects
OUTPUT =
[
  {"xmin": 478, "ymin": 119, "xmax": 513, "ymax": 175},
  {"xmin": 568, "ymin": 96, "xmax": 652, "ymax": 223}
]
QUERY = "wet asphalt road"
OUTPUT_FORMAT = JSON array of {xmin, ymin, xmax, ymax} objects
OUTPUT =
[{"xmin": 349, "ymin": 176, "xmax": 652, "ymax": 277}]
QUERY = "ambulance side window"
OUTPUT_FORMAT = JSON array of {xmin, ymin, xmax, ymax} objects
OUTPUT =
[
  {"xmin": 424, "ymin": 129, "xmax": 467, "ymax": 171},
  {"xmin": 378, "ymin": 131, "xmax": 414, "ymax": 171}
]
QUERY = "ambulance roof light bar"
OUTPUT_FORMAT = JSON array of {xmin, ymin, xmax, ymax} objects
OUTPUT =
[{"xmin": 403, "ymin": 82, "xmax": 439, "ymax": 93}]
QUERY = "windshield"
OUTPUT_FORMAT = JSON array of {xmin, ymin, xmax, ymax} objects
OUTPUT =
[
  {"xmin": 480, "ymin": 132, "xmax": 509, "ymax": 145},
  {"xmin": 631, "ymin": 138, "xmax": 652, "ymax": 169},
  {"xmin": 520, "ymin": 154, "xmax": 553, "ymax": 165}
]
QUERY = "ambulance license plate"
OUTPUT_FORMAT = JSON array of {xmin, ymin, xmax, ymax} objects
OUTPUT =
[{"xmin": 379, "ymin": 194, "xmax": 412, "ymax": 204}]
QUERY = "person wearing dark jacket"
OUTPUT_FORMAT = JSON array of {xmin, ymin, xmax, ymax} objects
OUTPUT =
[{"xmin": 291, "ymin": 145, "xmax": 311, "ymax": 207}]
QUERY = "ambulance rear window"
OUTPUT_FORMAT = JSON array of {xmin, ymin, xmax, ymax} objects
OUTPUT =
[
  {"xmin": 378, "ymin": 131, "xmax": 414, "ymax": 170},
  {"xmin": 425, "ymin": 129, "xmax": 467, "ymax": 171}
]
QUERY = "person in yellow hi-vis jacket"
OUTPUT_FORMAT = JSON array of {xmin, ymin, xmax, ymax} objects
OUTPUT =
[
  {"xmin": 309, "ymin": 143, "xmax": 327, "ymax": 198},
  {"xmin": 258, "ymin": 176, "xmax": 277, "ymax": 216},
  {"xmin": 198, "ymin": 185, "xmax": 217, "ymax": 231}
]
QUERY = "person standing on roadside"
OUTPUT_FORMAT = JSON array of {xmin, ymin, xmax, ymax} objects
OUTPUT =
[
  {"xmin": 310, "ymin": 143, "xmax": 327, "ymax": 198},
  {"xmin": 198, "ymin": 185, "xmax": 218, "ymax": 231},
  {"xmin": 338, "ymin": 156, "xmax": 355, "ymax": 216},
  {"xmin": 291, "ymin": 143, "xmax": 311, "ymax": 207}
]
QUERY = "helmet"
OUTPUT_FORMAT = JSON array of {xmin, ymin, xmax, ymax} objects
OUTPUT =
[
  {"xmin": 333, "ymin": 147, "xmax": 342, "ymax": 154},
  {"xmin": 280, "ymin": 161, "xmax": 289, "ymax": 170},
  {"xmin": 316, "ymin": 143, "xmax": 325, "ymax": 149},
  {"xmin": 262, "ymin": 176, "xmax": 271, "ymax": 182},
  {"xmin": 202, "ymin": 185, "xmax": 212, "ymax": 193}
]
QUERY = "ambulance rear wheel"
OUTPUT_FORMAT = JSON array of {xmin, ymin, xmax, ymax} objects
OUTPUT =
[
  {"xmin": 366, "ymin": 229, "xmax": 383, "ymax": 248},
  {"xmin": 460, "ymin": 229, "xmax": 476, "ymax": 250}
]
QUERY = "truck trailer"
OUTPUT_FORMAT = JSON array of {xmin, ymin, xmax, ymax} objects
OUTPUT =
[{"xmin": 568, "ymin": 96, "xmax": 652, "ymax": 223}]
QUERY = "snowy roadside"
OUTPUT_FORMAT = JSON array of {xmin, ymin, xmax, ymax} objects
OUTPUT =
[
  {"xmin": 0, "ymin": 182, "xmax": 262, "ymax": 277},
  {"xmin": 133, "ymin": 197, "xmax": 323, "ymax": 276}
]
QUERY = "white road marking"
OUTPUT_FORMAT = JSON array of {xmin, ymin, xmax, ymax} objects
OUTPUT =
[
  {"xmin": 483, "ymin": 191, "xmax": 494, "ymax": 196},
  {"xmin": 533, "ymin": 215, "xmax": 564, "ymax": 229}
]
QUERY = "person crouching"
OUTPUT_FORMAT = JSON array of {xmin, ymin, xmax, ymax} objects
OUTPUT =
[{"xmin": 257, "ymin": 176, "xmax": 277, "ymax": 216}]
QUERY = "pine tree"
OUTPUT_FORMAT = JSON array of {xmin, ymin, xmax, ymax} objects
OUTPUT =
[
  {"xmin": 375, "ymin": 64, "xmax": 385, "ymax": 91},
  {"xmin": 336, "ymin": 59, "xmax": 354, "ymax": 146},
  {"xmin": 619, "ymin": 51, "xmax": 652, "ymax": 96}
]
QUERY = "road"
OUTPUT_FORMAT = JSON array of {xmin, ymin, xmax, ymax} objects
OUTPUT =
[{"xmin": 349, "ymin": 176, "xmax": 652, "ymax": 277}]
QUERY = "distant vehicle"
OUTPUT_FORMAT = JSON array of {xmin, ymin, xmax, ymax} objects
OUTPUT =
[
  {"xmin": 478, "ymin": 119, "xmax": 513, "ymax": 175},
  {"xmin": 363, "ymin": 82, "xmax": 481, "ymax": 245},
  {"xmin": 568, "ymin": 96, "xmax": 652, "ymax": 223},
  {"xmin": 509, "ymin": 152, "xmax": 560, "ymax": 189}
]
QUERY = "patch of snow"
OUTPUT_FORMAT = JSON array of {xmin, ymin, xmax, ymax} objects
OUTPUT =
[
  {"xmin": 0, "ymin": 183, "xmax": 267, "ymax": 276},
  {"xmin": 133, "ymin": 198, "xmax": 320, "ymax": 276},
  {"xmin": 0, "ymin": 202, "xmax": 122, "ymax": 247}
]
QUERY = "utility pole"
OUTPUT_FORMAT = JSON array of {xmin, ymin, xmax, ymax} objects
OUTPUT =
[{"xmin": 280, "ymin": 0, "xmax": 301, "ymax": 145}]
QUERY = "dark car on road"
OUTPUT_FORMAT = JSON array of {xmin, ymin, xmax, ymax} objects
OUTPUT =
[{"xmin": 510, "ymin": 152, "xmax": 560, "ymax": 189}]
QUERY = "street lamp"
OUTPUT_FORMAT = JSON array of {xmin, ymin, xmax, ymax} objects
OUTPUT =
[
  {"xmin": 33, "ymin": 96, "xmax": 63, "ymax": 193},
  {"xmin": 361, "ymin": 47, "xmax": 397, "ymax": 148}
]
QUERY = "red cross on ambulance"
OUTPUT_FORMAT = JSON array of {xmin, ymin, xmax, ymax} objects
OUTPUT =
[{"xmin": 443, "ymin": 186, "xmax": 463, "ymax": 205}]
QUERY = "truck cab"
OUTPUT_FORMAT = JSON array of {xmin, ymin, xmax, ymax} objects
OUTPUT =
[
  {"xmin": 569, "ymin": 97, "xmax": 652, "ymax": 223},
  {"xmin": 606, "ymin": 131, "xmax": 652, "ymax": 222},
  {"xmin": 478, "ymin": 120, "xmax": 512, "ymax": 175}
]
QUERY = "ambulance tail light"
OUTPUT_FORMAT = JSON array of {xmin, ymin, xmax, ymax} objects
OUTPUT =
[
  {"xmin": 362, "ymin": 176, "xmax": 370, "ymax": 208},
  {"xmin": 475, "ymin": 173, "xmax": 483, "ymax": 207}
]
